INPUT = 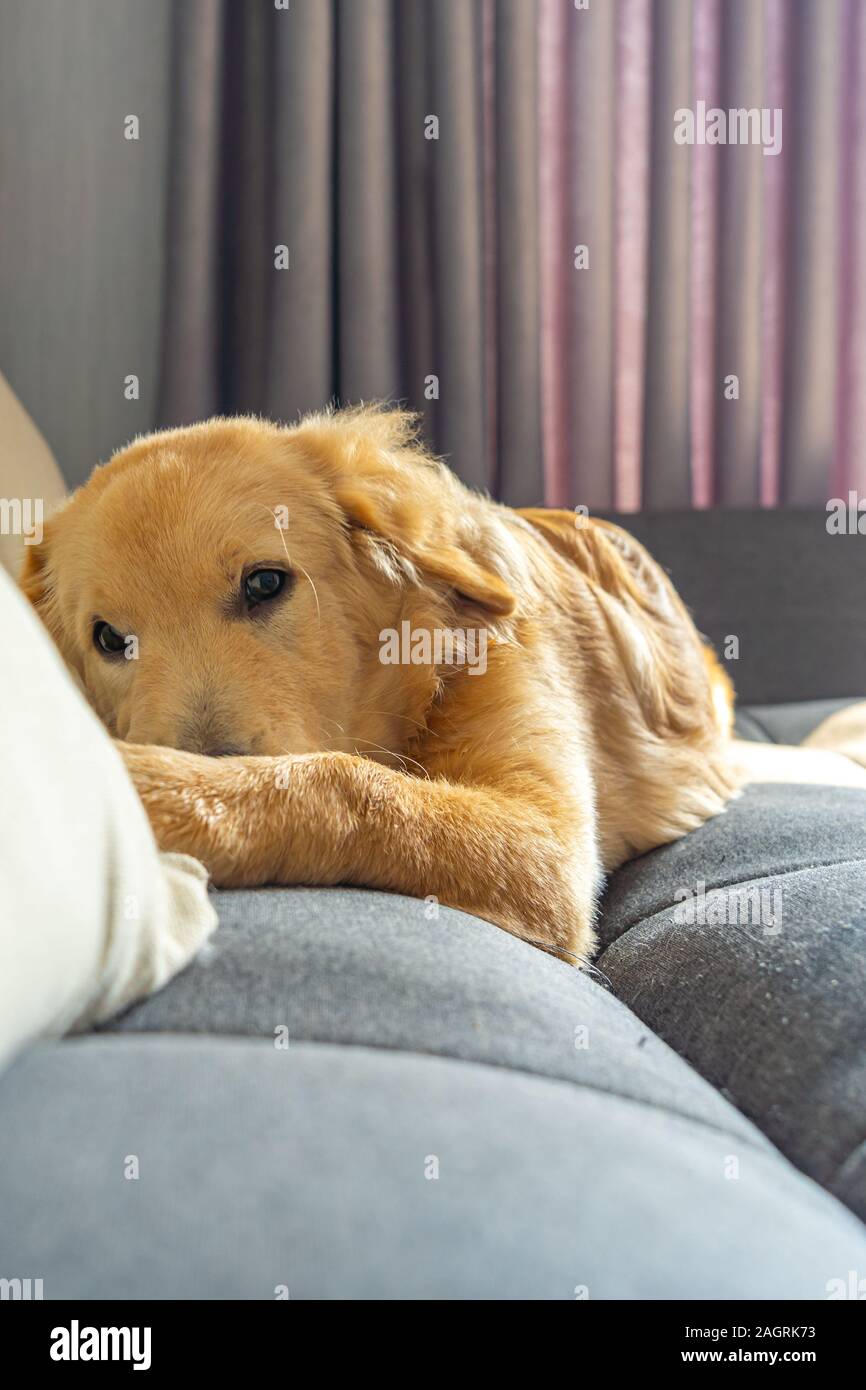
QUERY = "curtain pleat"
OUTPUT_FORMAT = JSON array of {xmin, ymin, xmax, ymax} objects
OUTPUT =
[
  {"xmin": 759, "ymin": 0, "xmax": 788, "ymax": 506},
  {"xmin": 222, "ymin": 0, "xmax": 270, "ymax": 414},
  {"xmin": 642, "ymin": 0, "xmax": 692, "ymax": 508},
  {"xmin": 155, "ymin": 0, "xmax": 866, "ymax": 510},
  {"xmin": 569, "ymin": 0, "xmax": 616, "ymax": 511},
  {"xmin": 393, "ymin": 0, "xmax": 436, "ymax": 439},
  {"xmin": 781, "ymin": 0, "xmax": 841, "ymax": 504},
  {"xmin": 538, "ymin": 0, "xmax": 571, "ymax": 507},
  {"xmin": 835, "ymin": 0, "xmax": 866, "ymax": 496},
  {"xmin": 613, "ymin": 0, "xmax": 652, "ymax": 512},
  {"xmin": 427, "ymin": 0, "xmax": 487, "ymax": 489},
  {"xmin": 481, "ymin": 0, "xmax": 498, "ymax": 494},
  {"xmin": 335, "ymin": 0, "xmax": 400, "ymax": 404},
  {"xmin": 689, "ymin": 0, "xmax": 721, "ymax": 508},
  {"xmin": 265, "ymin": 0, "xmax": 334, "ymax": 423},
  {"xmin": 493, "ymin": 0, "xmax": 543, "ymax": 505},
  {"xmin": 714, "ymin": 0, "xmax": 765, "ymax": 505},
  {"xmin": 158, "ymin": 0, "xmax": 225, "ymax": 425}
]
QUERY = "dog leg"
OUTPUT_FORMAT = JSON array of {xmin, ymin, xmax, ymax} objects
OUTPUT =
[{"xmin": 118, "ymin": 742, "xmax": 599, "ymax": 965}]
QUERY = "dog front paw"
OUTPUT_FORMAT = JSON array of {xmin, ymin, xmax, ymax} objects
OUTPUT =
[{"xmin": 115, "ymin": 742, "xmax": 241, "ymax": 880}]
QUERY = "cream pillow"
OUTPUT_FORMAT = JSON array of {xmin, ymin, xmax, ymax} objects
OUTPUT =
[
  {"xmin": 803, "ymin": 701, "xmax": 866, "ymax": 766},
  {"xmin": 0, "ymin": 566, "xmax": 217, "ymax": 1066},
  {"xmin": 0, "ymin": 371, "xmax": 67, "ymax": 580}
]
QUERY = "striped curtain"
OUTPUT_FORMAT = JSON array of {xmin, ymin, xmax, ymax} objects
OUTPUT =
[
  {"xmin": 538, "ymin": 0, "xmax": 866, "ymax": 510},
  {"xmin": 157, "ymin": 0, "xmax": 866, "ymax": 510}
]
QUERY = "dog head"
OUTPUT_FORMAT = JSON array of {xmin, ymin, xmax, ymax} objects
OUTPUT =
[{"xmin": 21, "ymin": 407, "xmax": 515, "ymax": 760}]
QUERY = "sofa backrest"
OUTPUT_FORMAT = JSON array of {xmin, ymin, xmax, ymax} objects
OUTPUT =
[{"xmin": 607, "ymin": 509, "xmax": 866, "ymax": 705}]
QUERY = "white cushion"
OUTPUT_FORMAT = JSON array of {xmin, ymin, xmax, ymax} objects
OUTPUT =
[
  {"xmin": 0, "ymin": 371, "xmax": 67, "ymax": 579},
  {"xmin": 0, "ymin": 567, "xmax": 216, "ymax": 1065}
]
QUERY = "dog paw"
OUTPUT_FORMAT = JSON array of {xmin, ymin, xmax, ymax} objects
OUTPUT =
[{"xmin": 115, "ymin": 741, "xmax": 241, "ymax": 876}]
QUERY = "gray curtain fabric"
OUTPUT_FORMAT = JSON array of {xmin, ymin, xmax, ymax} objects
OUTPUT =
[
  {"xmin": 158, "ymin": 0, "xmax": 542, "ymax": 500},
  {"xmin": 641, "ymin": 0, "xmax": 692, "ymax": 510},
  {"xmin": 0, "ymin": 0, "xmax": 173, "ymax": 489},
  {"xmin": 781, "ymin": 0, "xmax": 842, "ymax": 505},
  {"xmin": 494, "ymin": 0, "xmax": 542, "ymax": 504},
  {"xmin": 569, "ymin": 0, "xmax": 617, "ymax": 510}
]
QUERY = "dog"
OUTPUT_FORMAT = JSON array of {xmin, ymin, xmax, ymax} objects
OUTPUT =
[{"xmin": 21, "ymin": 405, "xmax": 744, "ymax": 965}]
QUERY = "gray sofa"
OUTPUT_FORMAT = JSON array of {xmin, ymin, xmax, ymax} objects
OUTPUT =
[{"xmin": 2, "ymin": 510, "xmax": 866, "ymax": 1300}]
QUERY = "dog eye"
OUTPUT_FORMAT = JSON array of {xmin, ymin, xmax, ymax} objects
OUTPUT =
[
  {"xmin": 244, "ymin": 568, "xmax": 287, "ymax": 609},
  {"xmin": 93, "ymin": 621, "xmax": 127, "ymax": 656}
]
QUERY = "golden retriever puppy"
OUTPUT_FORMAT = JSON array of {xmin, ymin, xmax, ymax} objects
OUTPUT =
[{"xmin": 21, "ymin": 406, "xmax": 738, "ymax": 965}]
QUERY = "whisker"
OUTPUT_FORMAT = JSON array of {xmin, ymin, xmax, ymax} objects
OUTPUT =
[
  {"xmin": 293, "ymin": 560, "xmax": 321, "ymax": 624},
  {"xmin": 348, "ymin": 736, "xmax": 431, "ymax": 778},
  {"xmin": 317, "ymin": 718, "xmax": 429, "ymax": 776},
  {"xmin": 353, "ymin": 705, "xmax": 433, "ymax": 734},
  {"xmin": 253, "ymin": 503, "xmax": 321, "ymax": 624}
]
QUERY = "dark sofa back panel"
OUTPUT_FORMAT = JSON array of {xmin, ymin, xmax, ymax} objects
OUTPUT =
[{"xmin": 603, "ymin": 510, "xmax": 866, "ymax": 706}]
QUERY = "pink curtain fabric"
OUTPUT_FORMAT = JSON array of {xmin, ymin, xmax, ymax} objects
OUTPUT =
[
  {"xmin": 613, "ymin": 0, "xmax": 652, "ymax": 511},
  {"xmin": 537, "ymin": 0, "xmax": 866, "ymax": 510},
  {"xmin": 759, "ymin": 0, "xmax": 788, "ymax": 508},
  {"xmin": 689, "ymin": 0, "xmax": 721, "ymax": 509},
  {"xmin": 538, "ymin": 0, "xmax": 571, "ymax": 506},
  {"xmin": 836, "ymin": 0, "xmax": 866, "ymax": 499}
]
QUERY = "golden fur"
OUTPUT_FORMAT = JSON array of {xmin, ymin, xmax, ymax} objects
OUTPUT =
[{"xmin": 21, "ymin": 406, "xmax": 740, "ymax": 965}]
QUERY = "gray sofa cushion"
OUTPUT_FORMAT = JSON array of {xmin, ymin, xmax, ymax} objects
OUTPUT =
[
  {"xmin": 1, "ymin": 1035, "xmax": 864, "ymax": 1299},
  {"xmin": 106, "ymin": 884, "xmax": 761, "ymax": 1144},
  {"xmin": 597, "ymin": 783, "xmax": 866, "ymax": 1221},
  {"xmin": 76, "ymin": 870, "xmax": 866, "ymax": 1297}
]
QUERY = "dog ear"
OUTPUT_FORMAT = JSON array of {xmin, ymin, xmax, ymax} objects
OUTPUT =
[
  {"xmin": 332, "ymin": 479, "xmax": 516, "ymax": 616},
  {"xmin": 519, "ymin": 509, "xmax": 720, "ymax": 738},
  {"xmin": 291, "ymin": 406, "xmax": 515, "ymax": 616},
  {"xmin": 19, "ymin": 529, "xmax": 52, "ymax": 610}
]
